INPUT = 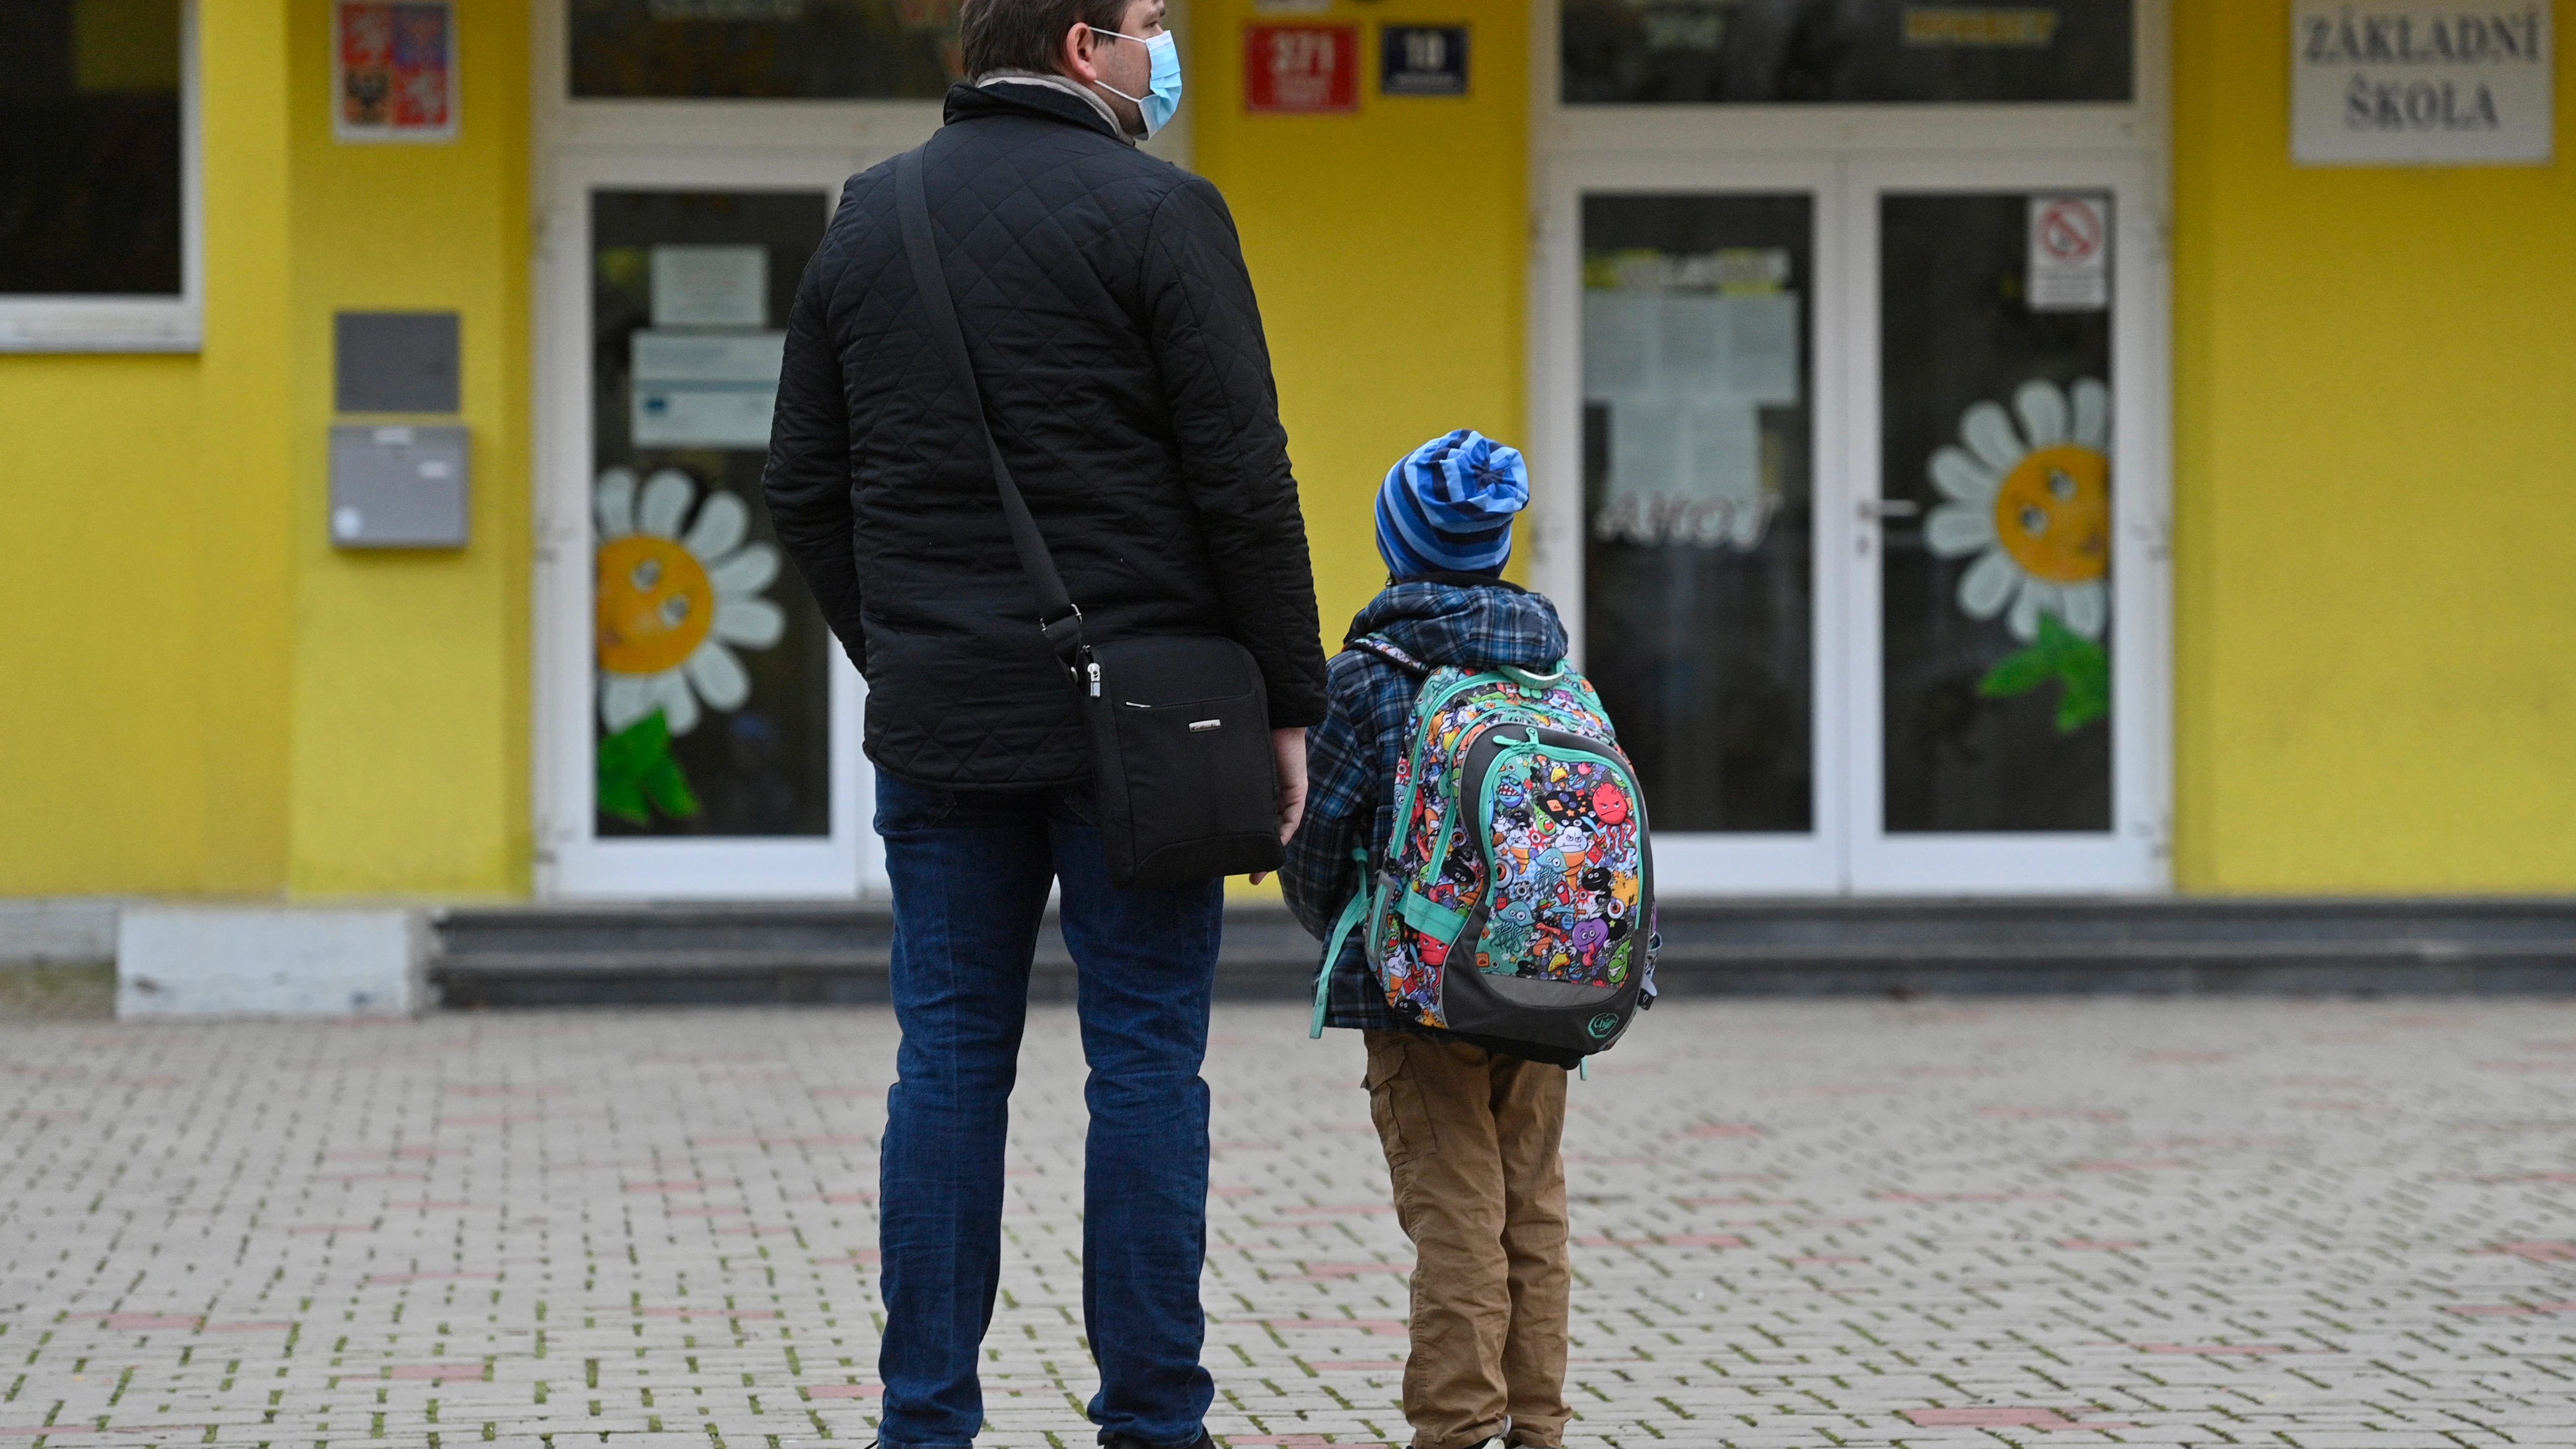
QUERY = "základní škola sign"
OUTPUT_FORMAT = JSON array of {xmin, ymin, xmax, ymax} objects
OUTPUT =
[{"xmin": 2292, "ymin": 3, "xmax": 2555, "ymax": 165}]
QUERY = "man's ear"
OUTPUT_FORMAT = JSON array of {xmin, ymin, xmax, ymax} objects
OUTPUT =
[{"xmin": 1058, "ymin": 22, "xmax": 1104, "ymax": 84}]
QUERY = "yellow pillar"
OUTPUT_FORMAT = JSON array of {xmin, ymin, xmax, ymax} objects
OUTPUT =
[
  {"xmin": 1189, "ymin": 1, "xmax": 1531, "ymax": 645},
  {"xmin": 278, "ymin": 0, "xmax": 535, "ymax": 897}
]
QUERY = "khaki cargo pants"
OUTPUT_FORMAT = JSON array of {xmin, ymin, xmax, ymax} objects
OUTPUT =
[{"xmin": 1362, "ymin": 1030, "xmax": 1572, "ymax": 1449}]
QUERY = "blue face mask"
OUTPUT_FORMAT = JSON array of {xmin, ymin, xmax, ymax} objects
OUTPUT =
[{"xmin": 1099, "ymin": 29, "xmax": 1183, "ymax": 139}]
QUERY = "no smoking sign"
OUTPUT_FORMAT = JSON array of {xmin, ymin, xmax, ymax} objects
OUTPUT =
[{"xmin": 2027, "ymin": 195, "xmax": 2111, "ymax": 313}]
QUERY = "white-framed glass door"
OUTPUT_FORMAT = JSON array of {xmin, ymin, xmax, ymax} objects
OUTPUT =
[
  {"xmin": 1532, "ymin": 154, "xmax": 1850, "ymax": 894},
  {"xmin": 1532, "ymin": 1, "xmax": 2172, "ymax": 897},
  {"xmin": 533, "ymin": 147, "xmax": 882, "ymax": 900},
  {"xmin": 1841, "ymin": 154, "xmax": 2169, "ymax": 893},
  {"xmin": 530, "ymin": 0, "xmax": 953, "ymax": 900}
]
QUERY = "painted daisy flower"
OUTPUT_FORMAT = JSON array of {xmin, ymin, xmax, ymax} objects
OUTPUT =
[
  {"xmin": 593, "ymin": 466, "xmax": 784, "ymax": 736},
  {"xmin": 1923, "ymin": 378, "xmax": 2112, "ymax": 641}
]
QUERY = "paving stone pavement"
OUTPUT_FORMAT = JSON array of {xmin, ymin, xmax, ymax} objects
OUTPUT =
[{"xmin": 6, "ymin": 999, "xmax": 2576, "ymax": 1448}]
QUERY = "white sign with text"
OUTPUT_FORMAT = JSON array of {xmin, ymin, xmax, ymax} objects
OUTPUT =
[
  {"xmin": 2293, "ymin": 3, "xmax": 2555, "ymax": 165},
  {"xmin": 2028, "ymin": 196, "xmax": 2110, "ymax": 313}
]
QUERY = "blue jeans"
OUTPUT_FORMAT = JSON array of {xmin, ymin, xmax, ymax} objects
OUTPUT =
[{"xmin": 873, "ymin": 771, "xmax": 1223, "ymax": 1449}]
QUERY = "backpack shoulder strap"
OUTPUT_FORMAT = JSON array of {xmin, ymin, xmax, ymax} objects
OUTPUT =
[{"xmin": 1310, "ymin": 846, "xmax": 1374, "ymax": 1041}]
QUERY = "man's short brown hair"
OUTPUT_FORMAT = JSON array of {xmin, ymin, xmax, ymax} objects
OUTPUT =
[{"xmin": 960, "ymin": 0, "xmax": 1131, "ymax": 78}]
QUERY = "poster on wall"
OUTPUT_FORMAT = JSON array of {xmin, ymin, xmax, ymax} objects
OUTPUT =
[
  {"xmin": 2291, "ymin": 2, "xmax": 2553, "ymax": 165},
  {"xmin": 335, "ymin": 1, "xmax": 458, "ymax": 143}
]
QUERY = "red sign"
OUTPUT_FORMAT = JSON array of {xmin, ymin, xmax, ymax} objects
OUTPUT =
[
  {"xmin": 2034, "ymin": 198, "xmax": 2104, "ymax": 266},
  {"xmin": 1245, "ymin": 24, "xmax": 1359, "ymax": 114}
]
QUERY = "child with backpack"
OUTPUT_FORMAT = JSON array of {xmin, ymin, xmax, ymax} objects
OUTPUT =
[{"xmin": 1283, "ymin": 429, "xmax": 1654, "ymax": 1449}]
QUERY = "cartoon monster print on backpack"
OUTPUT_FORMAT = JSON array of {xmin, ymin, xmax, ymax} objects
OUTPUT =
[{"xmin": 1479, "ymin": 758, "xmax": 1641, "ymax": 987}]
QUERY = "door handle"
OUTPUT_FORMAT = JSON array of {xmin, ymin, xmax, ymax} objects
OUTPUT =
[{"xmin": 1858, "ymin": 499, "xmax": 1921, "ymax": 522}]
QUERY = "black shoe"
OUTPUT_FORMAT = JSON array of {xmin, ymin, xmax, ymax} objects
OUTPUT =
[{"xmin": 1097, "ymin": 1434, "xmax": 1214, "ymax": 1449}]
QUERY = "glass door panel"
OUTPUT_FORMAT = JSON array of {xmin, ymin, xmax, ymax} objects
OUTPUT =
[
  {"xmin": 538, "ymin": 156, "xmax": 874, "ymax": 900},
  {"xmin": 1581, "ymin": 193, "xmax": 1816, "ymax": 835},
  {"xmin": 1845, "ymin": 158, "xmax": 2164, "ymax": 893},
  {"xmin": 568, "ymin": 0, "xmax": 962, "ymax": 98},
  {"xmin": 1877, "ymin": 192, "xmax": 2112, "ymax": 833},
  {"xmin": 1547, "ymin": 167, "xmax": 1844, "ymax": 897},
  {"xmin": 589, "ymin": 190, "xmax": 833, "ymax": 841},
  {"xmin": 1561, "ymin": 0, "xmax": 2134, "ymax": 105}
]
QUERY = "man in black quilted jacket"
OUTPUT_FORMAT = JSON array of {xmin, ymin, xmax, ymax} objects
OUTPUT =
[{"xmin": 761, "ymin": 2, "xmax": 1327, "ymax": 1446}]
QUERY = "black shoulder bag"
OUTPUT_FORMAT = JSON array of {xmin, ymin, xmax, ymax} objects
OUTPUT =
[{"xmin": 894, "ymin": 146, "xmax": 1284, "ymax": 890}]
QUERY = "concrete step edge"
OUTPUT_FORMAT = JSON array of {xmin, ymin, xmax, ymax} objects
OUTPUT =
[
  {"xmin": 431, "ymin": 944, "xmax": 2576, "ymax": 982},
  {"xmin": 1660, "ymin": 939, "xmax": 2576, "ymax": 965}
]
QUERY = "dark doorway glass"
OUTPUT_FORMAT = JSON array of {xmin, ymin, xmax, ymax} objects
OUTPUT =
[
  {"xmin": 0, "ymin": 0, "xmax": 183, "ymax": 295},
  {"xmin": 590, "ymin": 190, "xmax": 834, "ymax": 838},
  {"xmin": 568, "ymin": 0, "xmax": 961, "ymax": 98},
  {"xmin": 1562, "ymin": 0, "xmax": 2133, "ymax": 106},
  {"xmin": 1878, "ymin": 192, "xmax": 2113, "ymax": 833},
  {"xmin": 1582, "ymin": 194, "xmax": 1815, "ymax": 834}
]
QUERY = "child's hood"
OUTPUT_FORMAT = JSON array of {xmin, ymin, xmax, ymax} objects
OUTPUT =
[{"xmin": 1342, "ymin": 576, "xmax": 1568, "ymax": 674}]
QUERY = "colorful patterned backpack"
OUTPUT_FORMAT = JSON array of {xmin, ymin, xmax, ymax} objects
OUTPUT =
[{"xmin": 1311, "ymin": 637, "xmax": 1655, "ymax": 1063}]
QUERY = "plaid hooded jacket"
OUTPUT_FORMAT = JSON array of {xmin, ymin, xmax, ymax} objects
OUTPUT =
[{"xmin": 1281, "ymin": 574, "xmax": 1571, "ymax": 1032}]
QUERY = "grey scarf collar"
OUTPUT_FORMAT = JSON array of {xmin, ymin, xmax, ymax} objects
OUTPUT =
[{"xmin": 976, "ymin": 70, "xmax": 1134, "ymax": 145}]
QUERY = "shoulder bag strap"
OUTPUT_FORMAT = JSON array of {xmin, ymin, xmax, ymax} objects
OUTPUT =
[{"xmin": 894, "ymin": 145, "xmax": 1092, "ymax": 678}]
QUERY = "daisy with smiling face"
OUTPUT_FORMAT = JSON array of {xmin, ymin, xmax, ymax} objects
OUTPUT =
[
  {"xmin": 593, "ymin": 466, "xmax": 785, "ymax": 736},
  {"xmin": 1923, "ymin": 377, "xmax": 2112, "ymax": 642}
]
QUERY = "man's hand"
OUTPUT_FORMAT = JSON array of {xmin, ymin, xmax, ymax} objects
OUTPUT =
[{"xmin": 1248, "ymin": 726, "xmax": 1308, "ymax": 885}]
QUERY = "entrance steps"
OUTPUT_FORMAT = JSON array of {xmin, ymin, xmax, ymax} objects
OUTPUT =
[{"xmin": 431, "ymin": 897, "xmax": 2576, "ymax": 1008}]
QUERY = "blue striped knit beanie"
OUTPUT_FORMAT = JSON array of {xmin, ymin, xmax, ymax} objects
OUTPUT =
[{"xmin": 1375, "ymin": 429, "xmax": 1530, "ymax": 579}]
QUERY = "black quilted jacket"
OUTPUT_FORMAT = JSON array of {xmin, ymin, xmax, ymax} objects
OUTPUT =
[{"xmin": 763, "ymin": 82, "xmax": 1328, "ymax": 788}]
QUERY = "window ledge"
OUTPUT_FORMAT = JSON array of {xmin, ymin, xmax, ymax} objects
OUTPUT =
[{"xmin": 0, "ymin": 301, "xmax": 203, "ymax": 355}]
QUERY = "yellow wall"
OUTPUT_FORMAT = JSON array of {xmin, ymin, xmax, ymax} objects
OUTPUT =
[
  {"xmin": 2171, "ymin": 0, "xmax": 2576, "ymax": 891},
  {"xmin": 1190, "ymin": 0, "xmax": 1530, "ymax": 646},
  {"xmin": 1190, "ymin": 2, "xmax": 1526, "ymax": 903},
  {"xmin": 0, "ymin": 0, "xmax": 531, "ymax": 899},
  {"xmin": 2, "ymin": 5, "xmax": 296, "ymax": 896},
  {"xmin": 281, "ymin": 0, "xmax": 532, "ymax": 896}
]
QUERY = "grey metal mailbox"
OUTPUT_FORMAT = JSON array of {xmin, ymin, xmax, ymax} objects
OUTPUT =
[{"xmin": 329, "ymin": 425, "xmax": 469, "ymax": 549}]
